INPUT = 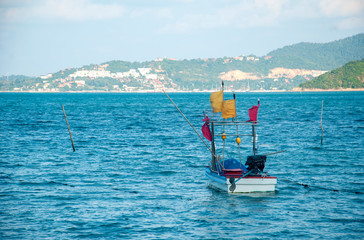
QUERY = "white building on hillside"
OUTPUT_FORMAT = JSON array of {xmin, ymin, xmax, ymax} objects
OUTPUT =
[
  {"xmin": 70, "ymin": 70, "xmax": 111, "ymax": 78},
  {"xmin": 138, "ymin": 68, "xmax": 152, "ymax": 76}
]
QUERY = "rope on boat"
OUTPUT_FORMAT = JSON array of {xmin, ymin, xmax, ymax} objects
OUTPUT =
[
  {"xmin": 216, "ymin": 155, "xmax": 224, "ymax": 170},
  {"xmin": 232, "ymin": 170, "xmax": 253, "ymax": 184},
  {"xmin": 282, "ymin": 178, "xmax": 363, "ymax": 194}
]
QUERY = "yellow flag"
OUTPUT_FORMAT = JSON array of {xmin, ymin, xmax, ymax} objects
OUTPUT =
[
  {"xmin": 210, "ymin": 90, "xmax": 223, "ymax": 113},
  {"xmin": 222, "ymin": 99, "xmax": 237, "ymax": 119}
]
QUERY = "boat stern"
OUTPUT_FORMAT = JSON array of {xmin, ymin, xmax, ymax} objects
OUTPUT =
[{"xmin": 205, "ymin": 167, "xmax": 277, "ymax": 193}]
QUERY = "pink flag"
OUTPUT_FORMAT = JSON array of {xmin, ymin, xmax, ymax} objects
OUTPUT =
[
  {"xmin": 247, "ymin": 104, "xmax": 260, "ymax": 122},
  {"xmin": 201, "ymin": 116, "xmax": 212, "ymax": 141}
]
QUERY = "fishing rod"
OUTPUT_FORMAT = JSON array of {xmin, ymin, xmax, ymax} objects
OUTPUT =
[
  {"xmin": 263, "ymin": 150, "xmax": 287, "ymax": 156},
  {"xmin": 62, "ymin": 105, "xmax": 75, "ymax": 152},
  {"xmin": 163, "ymin": 90, "xmax": 214, "ymax": 156}
]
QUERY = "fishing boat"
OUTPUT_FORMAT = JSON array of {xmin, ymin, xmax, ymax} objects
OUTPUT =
[
  {"xmin": 163, "ymin": 83, "xmax": 281, "ymax": 193},
  {"xmin": 204, "ymin": 120, "xmax": 278, "ymax": 193}
]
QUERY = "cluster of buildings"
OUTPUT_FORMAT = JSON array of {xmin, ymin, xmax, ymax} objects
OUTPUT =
[
  {"xmin": 16, "ymin": 55, "xmax": 323, "ymax": 92},
  {"xmin": 36, "ymin": 65, "xmax": 171, "ymax": 92},
  {"xmin": 68, "ymin": 67, "xmax": 159, "ymax": 81}
]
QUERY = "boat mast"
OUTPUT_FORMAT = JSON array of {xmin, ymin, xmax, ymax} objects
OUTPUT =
[
  {"xmin": 233, "ymin": 92, "xmax": 242, "ymax": 167},
  {"xmin": 222, "ymin": 81, "xmax": 225, "ymax": 166},
  {"xmin": 252, "ymin": 124, "xmax": 257, "ymax": 155},
  {"xmin": 251, "ymin": 99, "xmax": 260, "ymax": 155},
  {"xmin": 211, "ymin": 122, "xmax": 216, "ymax": 171}
]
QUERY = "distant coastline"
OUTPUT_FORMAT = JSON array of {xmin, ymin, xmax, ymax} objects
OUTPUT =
[
  {"xmin": 1, "ymin": 88, "xmax": 364, "ymax": 93},
  {"xmin": 291, "ymin": 88, "xmax": 364, "ymax": 92}
]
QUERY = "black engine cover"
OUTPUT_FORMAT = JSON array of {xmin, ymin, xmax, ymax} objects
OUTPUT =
[{"xmin": 245, "ymin": 155, "xmax": 267, "ymax": 173}]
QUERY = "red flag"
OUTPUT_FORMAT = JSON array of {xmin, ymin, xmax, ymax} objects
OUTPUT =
[
  {"xmin": 201, "ymin": 116, "xmax": 212, "ymax": 141},
  {"xmin": 247, "ymin": 104, "xmax": 260, "ymax": 122}
]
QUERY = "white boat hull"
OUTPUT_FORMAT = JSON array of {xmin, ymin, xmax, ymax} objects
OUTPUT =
[{"xmin": 205, "ymin": 168, "xmax": 277, "ymax": 193}]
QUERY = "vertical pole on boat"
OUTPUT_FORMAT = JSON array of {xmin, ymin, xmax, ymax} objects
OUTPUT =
[
  {"xmin": 233, "ymin": 92, "xmax": 242, "ymax": 167},
  {"xmin": 222, "ymin": 132, "xmax": 225, "ymax": 166},
  {"xmin": 234, "ymin": 92, "xmax": 237, "ymax": 118},
  {"xmin": 252, "ymin": 124, "xmax": 257, "ymax": 155},
  {"xmin": 238, "ymin": 143, "xmax": 242, "ymax": 168},
  {"xmin": 321, "ymin": 100, "xmax": 324, "ymax": 145},
  {"xmin": 62, "ymin": 105, "xmax": 75, "ymax": 152},
  {"xmin": 211, "ymin": 122, "xmax": 216, "ymax": 171},
  {"xmin": 205, "ymin": 111, "xmax": 216, "ymax": 171},
  {"xmin": 251, "ymin": 99, "xmax": 259, "ymax": 155},
  {"xmin": 222, "ymin": 81, "xmax": 225, "ymax": 167}
]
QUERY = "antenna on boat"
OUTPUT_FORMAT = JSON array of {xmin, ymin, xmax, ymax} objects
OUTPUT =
[{"xmin": 163, "ymin": 90, "xmax": 214, "ymax": 156}]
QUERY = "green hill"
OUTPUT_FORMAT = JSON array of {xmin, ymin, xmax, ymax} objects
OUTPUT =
[
  {"xmin": 0, "ymin": 75, "xmax": 33, "ymax": 91},
  {"xmin": 267, "ymin": 33, "xmax": 364, "ymax": 70},
  {"xmin": 299, "ymin": 59, "xmax": 364, "ymax": 89},
  {"xmin": 103, "ymin": 33, "xmax": 364, "ymax": 77}
]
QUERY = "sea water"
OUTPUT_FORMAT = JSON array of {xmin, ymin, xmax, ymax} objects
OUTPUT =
[{"xmin": 0, "ymin": 92, "xmax": 363, "ymax": 239}]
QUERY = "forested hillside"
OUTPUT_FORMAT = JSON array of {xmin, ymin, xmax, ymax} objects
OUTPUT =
[
  {"xmin": 299, "ymin": 59, "xmax": 364, "ymax": 89},
  {"xmin": 267, "ymin": 34, "xmax": 364, "ymax": 70}
]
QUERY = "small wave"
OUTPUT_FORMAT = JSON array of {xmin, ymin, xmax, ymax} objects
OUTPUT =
[
  {"xmin": 308, "ymin": 146, "xmax": 323, "ymax": 151},
  {"xmin": 153, "ymin": 170, "xmax": 178, "ymax": 176},
  {"xmin": 329, "ymin": 218, "xmax": 364, "ymax": 223},
  {"xmin": 132, "ymin": 143, "xmax": 149, "ymax": 148},
  {"xmin": 188, "ymin": 165, "xmax": 205, "ymax": 168},
  {"xmin": 36, "ymin": 120, "xmax": 54, "ymax": 123},
  {"xmin": 311, "ymin": 163, "xmax": 339, "ymax": 167},
  {"xmin": 0, "ymin": 173, "xmax": 11, "ymax": 179},
  {"xmin": 354, "ymin": 119, "xmax": 364, "ymax": 122},
  {"xmin": 18, "ymin": 180, "xmax": 74, "ymax": 187}
]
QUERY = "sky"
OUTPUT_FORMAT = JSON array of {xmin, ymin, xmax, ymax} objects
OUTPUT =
[{"xmin": 1, "ymin": 0, "xmax": 364, "ymax": 76}]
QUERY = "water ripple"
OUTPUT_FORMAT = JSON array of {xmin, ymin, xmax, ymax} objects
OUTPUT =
[{"xmin": 0, "ymin": 92, "xmax": 363, "ymax": 239}]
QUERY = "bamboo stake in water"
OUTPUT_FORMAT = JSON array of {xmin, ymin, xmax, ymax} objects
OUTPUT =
[
  {"xmin": 321, "ymin": 100, "xmax": 324, "ymax": 145},
  {"xmin": 62, "ymin": 105, "xmax": 75, "ymax": 152}
]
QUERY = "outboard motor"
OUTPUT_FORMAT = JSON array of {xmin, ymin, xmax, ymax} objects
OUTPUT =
[{"xmin": 245, "ymin": 155, "xmax": 267, "ymax": 174}]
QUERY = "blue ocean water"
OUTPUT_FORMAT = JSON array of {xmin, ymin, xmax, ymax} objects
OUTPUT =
[{"xmin": 0, "ymin": 92, "xmax": 363, "ymax": 239}]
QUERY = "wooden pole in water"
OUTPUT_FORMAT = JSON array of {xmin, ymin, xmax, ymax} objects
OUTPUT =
[
  {"xmin": 321, "ymin": 100, "xmax": 324, "ymax": 145},
  {"xmin": 62, "ymin": 105, "xmax": 75, "ymax": 152}
]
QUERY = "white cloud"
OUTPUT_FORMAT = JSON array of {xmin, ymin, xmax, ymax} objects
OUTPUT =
[
  {"xmin": 129, "ymin": 7, "xmax": 173, "ymax": 20},
  {"xmin": 319, "ymin": 0, "xmax": 364, "ymax": 30},
  {"xmin": 320, "ymin": 0, "xmax": 364, "ymax": 17},
  {"xmin": 1, "ymin": 0, "xmax": 125, "ymax": 22},
  {"xmin": 159, "ymin": 0, "xmax": 289, "ymax": 33},
  {"xmin": 337, "ymin": 16, "xmax": 364, "ymax": 29},
  {"xmin": 158, "ymin": 0, "xmax": 364, "ymax": 34}
]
